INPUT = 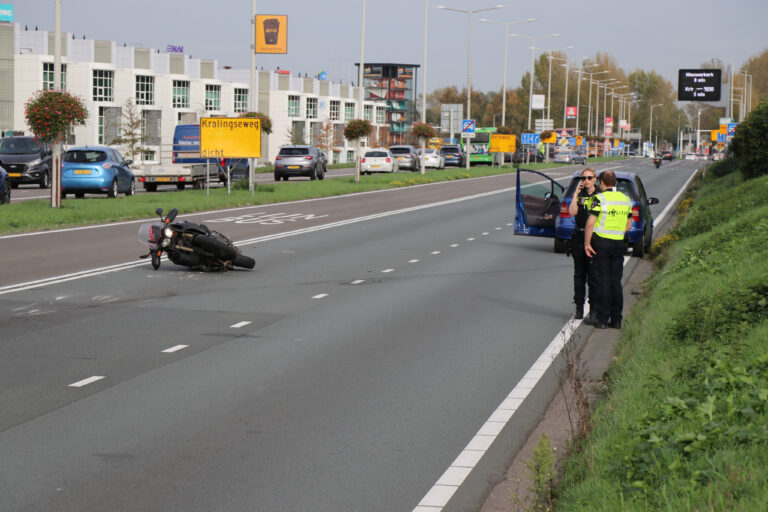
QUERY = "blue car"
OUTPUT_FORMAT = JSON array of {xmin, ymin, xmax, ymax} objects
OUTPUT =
[
  {"xmin": 0, "ymin": 166, "xmax": 10, "ymax": 204},
  {"xmin": 62, "ymin": 146, "xmax": 135, "ymax": 198},
  {"xmin": 514, "ymin": 169, "xmax": 659, "ymax": 257}
]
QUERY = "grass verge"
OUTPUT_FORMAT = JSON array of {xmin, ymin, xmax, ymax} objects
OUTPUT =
[{"xmin": 555, "ymin": 166, "xmax": 768, "ymax": 510}]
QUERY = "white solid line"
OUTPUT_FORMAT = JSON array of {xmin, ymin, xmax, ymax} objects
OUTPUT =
[
  {"xmin": 230, "ymin": 321, "xmax": 252, "ymax": 328},
  {"xmin": 351, "ymin": 279, "xmax": 365, "ymax": 285},
  {"xmin": 312, "ymin": 293, "xmax": 328, "ymax": 299},
  {"xmin": 162, "ymin": 345, "xmax": 189, "ymax": 353},
  {"xmin": 69, "ymin": 376, "xmax": 105, "ymax": 388}
]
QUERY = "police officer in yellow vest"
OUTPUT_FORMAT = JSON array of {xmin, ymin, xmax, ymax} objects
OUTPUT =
[{"xmin": 583, "ymin": 170, "xmax": 632, "ymax": 329}]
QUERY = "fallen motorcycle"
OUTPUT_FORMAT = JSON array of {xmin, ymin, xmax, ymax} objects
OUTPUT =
[{"xmin": 139, "ymin": 207, "xmax": 255, "ymax": 271}]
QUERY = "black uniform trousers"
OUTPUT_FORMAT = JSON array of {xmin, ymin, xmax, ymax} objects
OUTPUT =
[
  {"xmin": 570, "ymin": 231, "xmax": 594, "ymax": 307},
  {"xmin": 590, "ymin": 235, "xmax": 625, "ymax": 325}
]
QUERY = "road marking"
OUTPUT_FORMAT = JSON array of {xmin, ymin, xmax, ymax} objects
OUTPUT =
[
  {"xmin": 69, "ymin": 376, "xmax": 105, "ymax": 388},
  {"xmin": 481, "ymin": 232, "xmax": 489, "ymax": 236},
  {"xmin": 466, "ymin": 237, "xmax": 475, "ymax": 241},
  {"xmin": 162, "ymin": 345, "xmax": 189, "ymax": 353},
  {"xmin": 494, "ymin": 227, "xmax": 502, "ymax": 230},
  {"xmin": 230, "ymin": 321, "xmax": 252, "ymax": 328},
  {"xmin": 430, "ymin": 251, "xmax": 441, "ymax": 255},
  {"xmin": 351, "ymin": 279, "xmax": 365, "ymax": 285},
  {"xmin": 450, "ymin": 244, "xmax": 459, "ymax": 248},
  {"xmin": 312, "ymin": 293, "xmax": 328, "ymax": 299},
  {"xmin": 382, "ymin": 269, "xmax": 394, "ymax": 273},
  {"xmin": 413, "ymin": 168, "xmax": 701, "ymax": 511}
]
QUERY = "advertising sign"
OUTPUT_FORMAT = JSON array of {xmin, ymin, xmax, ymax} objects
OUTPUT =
[
  {"xmin": 489, "ymin": 134, "xmax": 516, "ymax": 153},
  {"xmin": 677, "ymin": 69, "xmax": 722, "ymax": 101},
  {"xmin": 255, "ymin": 15, "xmax": 288, "ymax": 54},
  {"xmin": 0, "ymin": 4, "xmax": 13, "ymax": 22},
  {"xmin": 200, "ymin": 117, "xmax": 261, "ymax": 158}
]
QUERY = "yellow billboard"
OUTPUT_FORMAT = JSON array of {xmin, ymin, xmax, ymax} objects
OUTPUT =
[
  {"xmin": 200, "ymin": 117, "xmax": 261, "ymax": 159},
  {"xmin": 489, "ymin": 134, "xmax": 516, "ymax": 153},
  {"xmin": 255, "ymin": 15, "xmax": 287, "ymax": 54}
]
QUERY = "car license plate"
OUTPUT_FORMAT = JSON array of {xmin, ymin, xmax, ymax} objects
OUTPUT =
[
  {"xmin": 8, "ymin": 172, "xmax": 21, "ymax": 177},
  {"xmin": 288, "ymin": 165, "xmax": 300, "ymax": 169},
  {"xmin": 156, "ymin": 177, "xmax": 171, "ymax": 182},
  {"xmin": 73, "ymin": 170, "xmax": 91, "ymax": 175},
  {"xmin": 396, "ymin": 156, "xmax": 404, "ymax": 159},
  {"xmin": 371, "ymin": 165, "xmax": 380, "ymax": 168}
]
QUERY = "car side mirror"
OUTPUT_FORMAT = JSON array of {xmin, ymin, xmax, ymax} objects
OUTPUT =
[
  {"xmin": 648, "ymin": 197, "xmax": 660, "ymax": 205},
  {"xmin": 125, "ymin": 159, "xmax": 133, "ymax": 166}
]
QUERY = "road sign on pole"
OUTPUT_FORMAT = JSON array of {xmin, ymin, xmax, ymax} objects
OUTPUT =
[{"xmin": 461, "ymin": 119, "xmax": 476, "ymax": 139}]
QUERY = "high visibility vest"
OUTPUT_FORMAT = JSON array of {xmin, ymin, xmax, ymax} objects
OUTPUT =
[{"xmin": 592, "ymin": 190, "xmax": 631, "ymax": 240}]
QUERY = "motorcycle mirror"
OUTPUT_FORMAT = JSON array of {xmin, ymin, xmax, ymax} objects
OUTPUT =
[
  {"xmin": 167, "ymin": 208, "xmax": 179, "ymax": 223},
  {"xmin": 155, "ymin": 207, "xmax": 164, "ymax": 217}
]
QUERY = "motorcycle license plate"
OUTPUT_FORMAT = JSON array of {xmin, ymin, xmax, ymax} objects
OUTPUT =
[
  {"xmin": 156, "ymin": 177, "xmax": 171, "ymax": 182},
  {"xmin": 288, "ymin": 165, "xmax": 300, "ymax": 169},
  {"xmin": 8, "ymin": 173, "xmax": 21, "ymax": 177},
  {"xmin": 73, "ymin": 170, "xmax": 91, "ymax": 175}
]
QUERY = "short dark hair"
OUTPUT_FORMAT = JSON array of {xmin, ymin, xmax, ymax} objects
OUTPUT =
[{"xmin": 599, "ymin": 170, "xmax": 616, "ymax": 187}]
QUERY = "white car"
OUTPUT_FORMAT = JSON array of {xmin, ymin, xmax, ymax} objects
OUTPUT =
[
  {"xmin": 361, "ymin": 149, "xmax": 399, "ymax": 174},
  {"xmin": 418, "ymin": 148, "xmax": 445, "ymax": 169}
]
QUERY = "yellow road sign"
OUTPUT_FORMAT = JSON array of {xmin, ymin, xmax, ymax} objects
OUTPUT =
[
  {"xmin": 489, "ymin": 134, "xmax": 516, "ymax": 153},
  {"xmin": 200, "ymin": 117, "xmax": 261, "ymax": 159},
  {"xmin": 541, "ymin": 133, "xmax": 557, "ymax": 144}
]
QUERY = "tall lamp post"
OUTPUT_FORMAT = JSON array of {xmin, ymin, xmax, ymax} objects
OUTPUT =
[
  {"xmin": 420, "ymin": 0, "xmax": 428, "ymax": 174},
  {"xmin": 509, "ymin": 32, "xmax": 559, "ymax": 130},
  {"xmin": 581, "ymin": 70, "xmax": 608, "ymax": 136},
  {"xmin": 649, "ymin": 103, "xmax": 663, "ymax": 156},
  {"xmin": 479, "ymin": 17, "xmax": 536, "ymax": 129},
  {"xmin": 572, "ymin": 62, "xmax": 598, "ymax": 135},
  {"xmin": 354, "ymin": 0, "xmax": 367, "ymax": 183},
  {"xmin": 438, "ymin": 4, "xmax": 506, "ymax": 170},
  {"xmin": 594, "ymin": 78, "xmax": 618, "ymax": 136},
  {"xmin": 540, "ymin": 46, "xmax": 573, "ymax": 122}
]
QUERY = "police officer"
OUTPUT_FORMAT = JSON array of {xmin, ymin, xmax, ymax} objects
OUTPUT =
[
  {"xmin": 568, "ymin": 168, "xmax": 599, "ymax": 320},
  {"xmin": 583, "ymin": 170, "xmax": 632, "ymax": 329}
]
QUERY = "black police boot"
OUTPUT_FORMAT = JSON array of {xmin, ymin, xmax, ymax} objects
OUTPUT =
[{"xmin": 575, "ymin": 303, "xmax": 584, "ymax": 320}]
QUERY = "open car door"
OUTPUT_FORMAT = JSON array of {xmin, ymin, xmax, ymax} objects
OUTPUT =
[{"xmin": 514, "ymin": 168, "xmax": 565, "ymax": 238}]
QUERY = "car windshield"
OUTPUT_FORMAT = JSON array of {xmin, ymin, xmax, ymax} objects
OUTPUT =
[
  {"xmin": 279, "ymin": 148, "xmax": 309, "ymax": 156},
  {"xmin": 365, "ymin": 151, "xmax": 388, "ymax": 157},
  {"xmin": 0, "ymin": 138, "xmax": 42, "ymax": 155},
  {"xmin": 389, "ymin": 147, "xmax": 411, "ymax": 154},
  {"xmin": 64, "ymin": 150, "xmax": 108, "ymax": 163}
]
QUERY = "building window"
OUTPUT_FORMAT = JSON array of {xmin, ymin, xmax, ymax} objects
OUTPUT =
[
  {"xmin": 43, "ymin": 62, "xmax": 67, "ymax": 91},
  {"xmin": 98, "ymin": 106, "xmax": 105, "ymax": 144},
  {"xmin": 376, "ymin": 106, "xmax": 386, "ymax": 124},
  {"xmin": 234, "ymin": 88, "xmax": 249, "ymax": 113},
  {"xmin": 345, "ymin": 102, "xmax": 355, "ymax": 121},
  {"xmin": 306, "ymin": 97, "xmax": 318, "ymax": 119},
  {"xmin": 142, "ymin": 150, "xmax": 156, "ymax": 162},
  {"xmin": 172, "ymin": 80, "xmax": 190, "ymax": 108},
  {"xmin": 136, "ymin": 75, "xmax": 154, "ymax": 105},
  {"xmin": 330, "ymin": 100, "xmax": 340, "ymax": 121},
  {"xmin": 288, "ymin": 95, "xmax": 300, "ymax": 117},
  {"xmin": 363, "ymin": 104, "xmax": 373, "ymax": 122},
  {"xmin": 346, "ymin": 149, "xmax": 355, "ymax": 163},
  {"xmin": 205, "ymin": 84, "xmax": 221, "ymax": 111},
  {"xmin": 93, "ymin": 70, "xmax": 114, "ymax": 102}
]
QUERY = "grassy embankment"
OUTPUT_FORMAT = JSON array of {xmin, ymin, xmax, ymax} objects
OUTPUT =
[
  {"xmin": 555, "ymin": 161, "xmax": 768, "ymax": 510},
  {"xmin": 0, "ymin": 156, "xmax": 624, "ymax": 234}
]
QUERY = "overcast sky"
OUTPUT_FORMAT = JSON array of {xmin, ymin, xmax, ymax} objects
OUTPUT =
[{"xmin": 16, "ymin": 0, "xmax": 768, "ymax": 94}]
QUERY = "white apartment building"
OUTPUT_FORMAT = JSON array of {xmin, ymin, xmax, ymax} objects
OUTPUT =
[{"xmin": 1, "ymin": 23, "xmax": 390, "ymax": 164}]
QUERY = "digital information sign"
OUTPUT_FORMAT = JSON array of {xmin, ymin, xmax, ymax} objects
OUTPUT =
[{"xmin": 678, "ymin": 69, "xmax": 722, "ymax": 101}]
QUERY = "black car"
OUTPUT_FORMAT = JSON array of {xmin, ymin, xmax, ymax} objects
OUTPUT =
[
  {"xmin": 0, "ymin": 136, "xmax": 53, "ymax": 188},
  {"xmin": 274, "ymin": 145, "xmax": 326, "ymax": 181},
  {"xmin": 0, "ymin": 166, "xmax": 10, "ymax": 204},
  {"xmin": 439, "ymin": 145, "xmax": 465, "ymax": 167}
]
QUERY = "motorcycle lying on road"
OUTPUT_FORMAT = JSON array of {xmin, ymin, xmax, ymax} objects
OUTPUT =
[
  {"xmin": 139, "ymin": 207, "xmax": 255, "ymax": 271},
  {"xmin": 653, "ymin": 156, "xmax": 662, "ymax": 168}
]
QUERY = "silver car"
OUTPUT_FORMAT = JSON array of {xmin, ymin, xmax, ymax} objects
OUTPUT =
[
  {"xmin": 389, "ymin": 145, "xmax": 421, "ymax": 171},
  {"xmin": 417, "ymin": 148, "xmax": 445, "ymax": 169},
  {"xmin": 274, "ymin": 145, "xmax": 326, "ymax": 181}
]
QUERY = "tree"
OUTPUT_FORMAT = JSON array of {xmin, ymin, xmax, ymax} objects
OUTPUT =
[
  {"xmin": 729, "ymin": 98, "xmax": 768, "ymax": 179},
  {"xmin": 24, "ymin": 89, "xmax": 88, "ymax": 143},
  {"xmin": 110, "ymin": 98, "xmax": 147, "ymax": 163},
  {"xmin": 317, "ymin": 120, "xmax": 335, "ymax": 159},
  {"xmin": 741, "ymin": 48, "xmax": 768, "ymax": 112}
]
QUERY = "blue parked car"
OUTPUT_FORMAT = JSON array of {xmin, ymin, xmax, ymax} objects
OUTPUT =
[
  {"xmin": 514, "ymin": 169, "xmax": 659, "ymax": 257},
  {"xmin": 0, "ymin": 166, "xmax": 10, "ymax": 204},
  {"xmin": 61, "ymin": 146, "xmax": 135, "ymax": 198}
]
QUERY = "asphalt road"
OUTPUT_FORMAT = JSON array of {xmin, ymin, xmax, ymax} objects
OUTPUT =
[{"xmin": 0, "ymin": 160, "xmax": 700, "ymax": 511}]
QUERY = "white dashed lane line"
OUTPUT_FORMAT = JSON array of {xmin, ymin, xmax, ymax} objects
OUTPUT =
[
  {"xmin": 351, "ymin": 280, "xmax": 365, "ymax": 285},
  {"xmin": 382, "ymin": 269, "xmax": 394, "ymax": 273},
  {"xmin": 450, "ymin": 244, "xmax": 459, "ymax": 248},
  {"xmin": 409, "ymin": 259, "xmax": 420, "ymax": 263},
  {"xmin": 430, "ymin": 251, "xmax": 441, "ymax": 255},
  {"xmin": 162, "ymin": 345, "xmax": 189, "ymax": 353},
  {"xmin": 230, "ymin": 321, "xmax": 252, "ymax": 328},
  {"xmin": 312, "ymin": 294, "xmax": 329, "ymax": 299},
  {"xmin": 467, "ymin": 237, "xmax": 475, "ymax": 241},
  {"xmin": 68, "ymin": 376, "xmax": 105, "ymax": 388}
]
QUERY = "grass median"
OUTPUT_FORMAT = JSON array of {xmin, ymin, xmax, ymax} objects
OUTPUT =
[
  {"xmin": 555, "ymin": 163, "xmax": 768, "ymax": 510},
  {"xmin": 1, "ymin": 157, "xmax": 625, "ymax": 235}
]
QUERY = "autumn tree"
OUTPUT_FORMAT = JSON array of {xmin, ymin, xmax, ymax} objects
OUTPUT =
[{"xmin": 111, "ymin": 98, "xmax": 146, "ymax": 164}]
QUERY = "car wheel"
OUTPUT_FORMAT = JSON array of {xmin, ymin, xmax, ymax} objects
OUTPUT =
[
  {"xmin": 145, "ymin": 183, "xmax": 158, "ymax": 192},
  {"xmin": 39, "ymin": 171, "xmax": 50, "ymax": 189},
  {"xmin": 318, "ymin": 168, "xmax": 325, "ymax": 180},
  {"xmin": 10, "ymin": 182, "xmax": 18, "ymax": 189},
  {"xmin": 554, "ymin": 238, "xmax": 568, "ymax": 254},
  {"xmin": 631, "ymin": 239, "xmax": 645, "ymax": 258},
  {"xmin": 0, "ymin": 180, "xmax": 10, "ymax": 204},
  {"xmin": 310, "ymin": 165, "xmax": 317, "ymax": 180},
  {"xmin": 176, "ymin": 183, "xmax": 186, "ymax": 190},
  {"xmin": 107, "ymin": 180, "xmax": 118, "ymax": 198},
  {"xmin": 75, "ymin": 192, "xmax": 85, "ymax": 199},
  {"xmin": 274, "ymin": 172, "xmax": 280, "ymax": 181},
  {"xmin": 126, "ymin": 179, "xmax": 135, "ymax": 196}
]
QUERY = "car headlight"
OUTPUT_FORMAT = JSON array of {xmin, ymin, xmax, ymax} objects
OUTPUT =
[
  {"xmin": 28, "ymin": 158, "xmax": 42, "ymax": 168},
  {"xmin": 163, "ymin": 227, "xmax": 174, "ymax": 238}
]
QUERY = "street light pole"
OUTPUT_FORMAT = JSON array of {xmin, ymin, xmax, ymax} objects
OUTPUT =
[
  {"xmin": 355, "ymin": 0, "xmax": 366, "ymax": 183},
  {"xmin": 420, "ymin": 0, "xmax": 428, "ymax": 174},
  {"xmin": 508, "ymin": 32, "xmax": 558, "ymax": 130},
  {"xmin": 649, "ymin": 103, "xmax": 662, "ymax": 156},
  {"xmin": 581, "ymin": 70, "xmax": 607, "ymax": 136},
  {"xmin": 438, "ymin": 4, "xmax": 506, "ymax": 171},
  {"xmin": 479, "ymin": 17, "xmax": 535, "ymax": 129}
]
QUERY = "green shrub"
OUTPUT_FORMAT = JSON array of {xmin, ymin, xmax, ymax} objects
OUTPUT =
[
  {"xmin": 729, "ymin": 98, "xmax": 768, "ymax": 179},
  {"xmin": 706, "ymin": 156, "xmax": 739, "ymax": 179}
]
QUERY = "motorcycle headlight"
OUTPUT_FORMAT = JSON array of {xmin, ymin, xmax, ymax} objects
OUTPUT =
[
  {"xmin": 161, "ymin": 238, "xmax": 172, "ymax": 247},
  {"xmin": 163, "ymin": 227, "xmax": 174, "ymax": 238}
]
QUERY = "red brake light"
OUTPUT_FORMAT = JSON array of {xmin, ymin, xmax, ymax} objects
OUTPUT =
[
  {"xmin": 632, "ymin": 205, "xmax": 640, "ymax": 222},
  {"xmin": 361, "ymin": 158, "xmax": 366, "ymax": 163},
  {"xmin": 386, "ymin": 158, "xmax": 391, "ymax": 163},
  {"xmin": 275, "ymin": 155, "xmax": 283, "ymax": 160},
  {"xmin": 560, "ymin": 202, "xmax": 570, "ymax": 218},
  {"xmin": 303, "ymin": 156, "xmax": 313, "ymax": 160}
]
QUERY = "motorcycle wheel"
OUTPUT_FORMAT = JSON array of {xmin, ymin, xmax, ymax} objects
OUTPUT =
[
  {"xmin": 151, "ymin": 252, "xmax": 161, "ymax": 270},
  {"xmin": 191, "ymin": 235, "xmax": 237, "ymax": 262},
  {"xmin": 233, "ymin": 253, "xmax": 256, "ymax": 269}
]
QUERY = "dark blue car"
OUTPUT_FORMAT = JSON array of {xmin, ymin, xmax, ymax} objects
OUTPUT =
[
  {"xmin": 0, "ymin": 166, "xmax": 10, "ymax": 204},
  {"xmin": 514, "ymin": 169, "xmax": 659, "ymax": 257}
]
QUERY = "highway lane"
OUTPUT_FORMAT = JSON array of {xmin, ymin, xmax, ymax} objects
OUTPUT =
[{"xmin": 0, "ymin": 161, "xmax": 700, "ymax": 511}]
